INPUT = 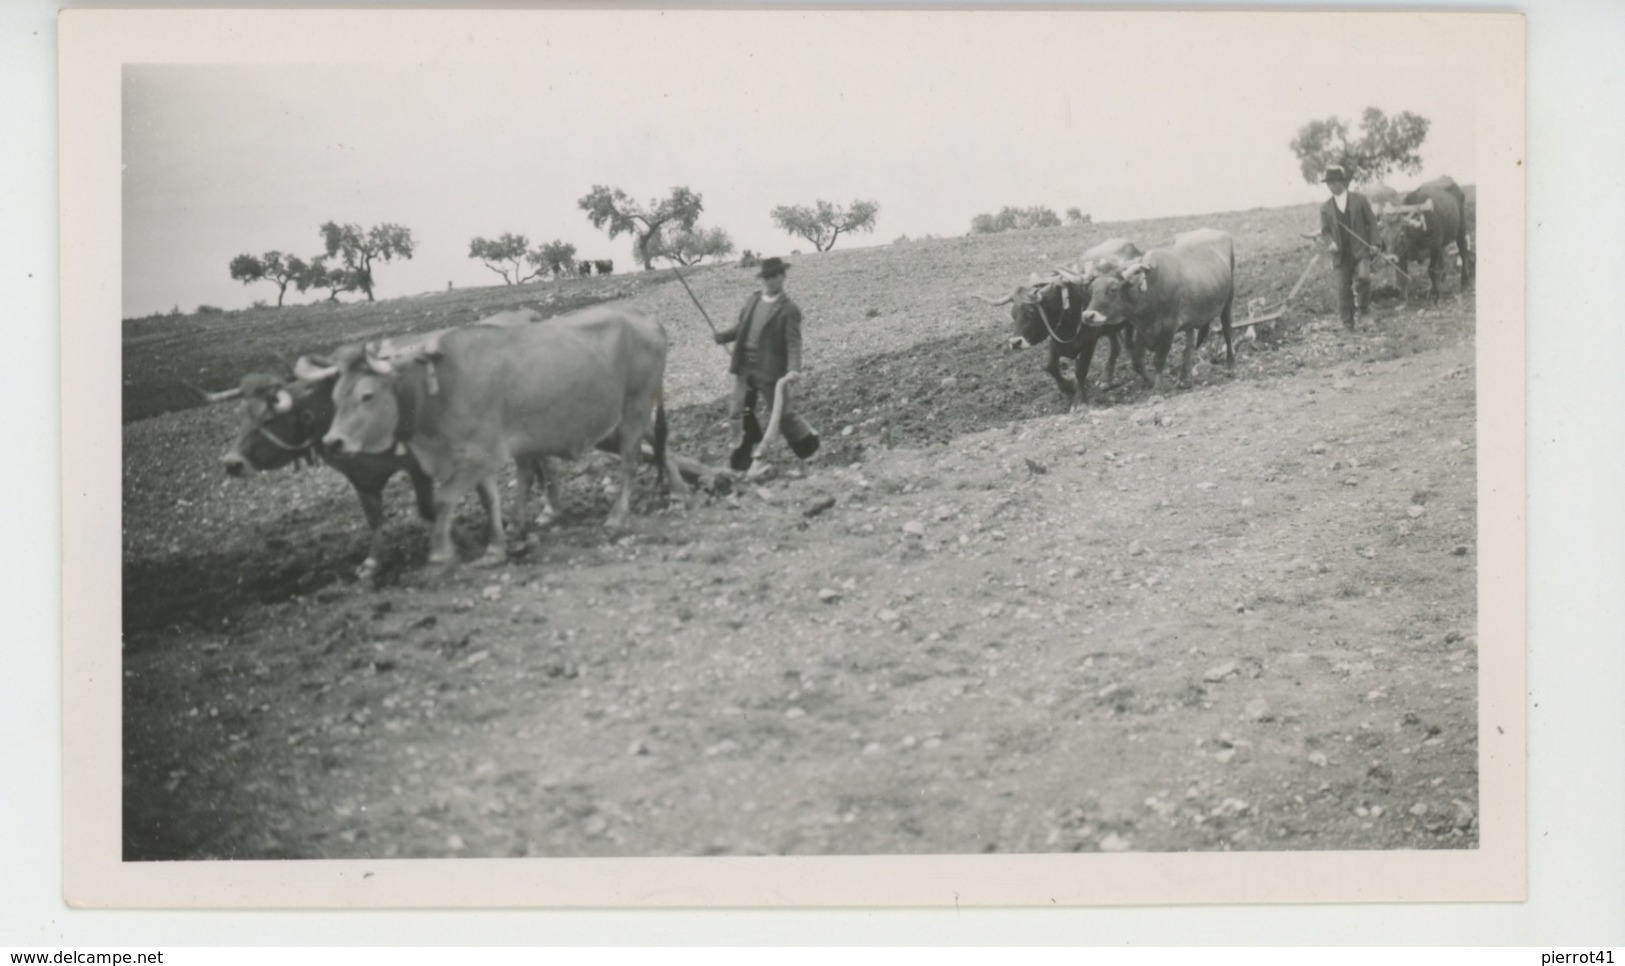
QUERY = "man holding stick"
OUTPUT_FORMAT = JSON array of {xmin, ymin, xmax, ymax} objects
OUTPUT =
[
  {"xmin": 1316, "ymin": 164, "xmax": 1381, "ymax": 329},
  {"xmin": 714, "ymin": 256, "xmax": 820, "ymax": 472}
]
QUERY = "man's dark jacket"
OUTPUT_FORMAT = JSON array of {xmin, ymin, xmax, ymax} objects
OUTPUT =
[
  {"xmin": 718, "ymin": 291, "xmax": 803, "ymax": 383},
  {"xmin": 1319, "ymin": 191, "xmax": 1380, "ymax": 266}
]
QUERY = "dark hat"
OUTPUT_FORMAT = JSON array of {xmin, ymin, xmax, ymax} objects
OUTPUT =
[
  {"xmin": 1322, "ymin": 165, "xmax": 1351, "ymax": 183},
  {"xmin": 756, "ymin": 256, "xmax": 790, "ymax": 278}
]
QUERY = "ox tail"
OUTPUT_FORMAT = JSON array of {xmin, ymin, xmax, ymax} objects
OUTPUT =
[{"xmin": 653, "ymin": 399, "xmax": 671, "ymax": 491}]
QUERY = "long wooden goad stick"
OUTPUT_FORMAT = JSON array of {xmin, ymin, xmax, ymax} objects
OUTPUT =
[{"xmin": 669, "ymin": 264, "xmax": 726, "ymax": 344}]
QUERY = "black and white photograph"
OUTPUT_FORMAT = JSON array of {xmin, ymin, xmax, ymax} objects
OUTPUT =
[{"xmin": 62, "ymin": 7, "xmax": 1525, "ymax": 908}]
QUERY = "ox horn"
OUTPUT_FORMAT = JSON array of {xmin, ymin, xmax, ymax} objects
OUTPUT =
[
  {"xmin": 184, "ymin": 381, "xmax": 243, "ymax": 404},
  {"xmin": 970, "ymin": 293, "xmax": 1016, "ymax": 307},
  {"xmin": 293, "ymin": 355, "xmax": 340, "ymax": 382},
  {"xmin": 363, "ymin": 341, "xmax": 396, "ymax": 375}
]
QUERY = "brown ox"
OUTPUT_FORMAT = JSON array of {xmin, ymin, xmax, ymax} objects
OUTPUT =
[
  {"xmin": 1079, "ymin": 228, "xmax": 1236, "ymax": 394},
  {"xmin": 971, "ymin": 237, "xmax": 1144, "ymax": 408}
]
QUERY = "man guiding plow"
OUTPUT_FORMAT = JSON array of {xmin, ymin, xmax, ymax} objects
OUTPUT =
[{"xmin": 712, "ymin": 256, "xmax": 821, "ymax": 473}]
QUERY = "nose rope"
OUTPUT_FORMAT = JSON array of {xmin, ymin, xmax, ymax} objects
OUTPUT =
[
  {"xmin": 257, "ymin": 424, "xmax": 313, "ymax": 453},
  {"xmin": 1032, "ymin": 296, "xmax": 1077, "ymax": 345}
]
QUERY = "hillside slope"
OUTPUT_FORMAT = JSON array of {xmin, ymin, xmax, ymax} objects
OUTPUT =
[{"xmin": 121, "ymin": 200, "xmax": 1479, "ymax": 858}]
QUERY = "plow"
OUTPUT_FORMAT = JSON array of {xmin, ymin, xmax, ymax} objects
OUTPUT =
[{"xmin": 1235, "ymin": 244, "xmax": 1324, "ymax": 328}]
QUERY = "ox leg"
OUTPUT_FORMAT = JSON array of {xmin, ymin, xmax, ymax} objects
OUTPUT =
[
  {"xmin": 1130, "ymin": 327, "xmax": 1154, "ymax": 389},
  {"xmin": 1152, "ymin": 332, "xmax": 1176, "ymax": 394},
  {"xmin": 355, "ymin": 486, "xmax": 387, "ymax": 581},
  {"xmin": 1219, "ymin": 301, "xmax": 1236, "ymax": 370},
  {"xmin": 1429, "ymin": 253, "xmax": 1444, "ymax": 302},
  {"xmin": 1073, "ymin": 332, "xmax": 1101, "ymax": 408},
  {"xmin": 519, "ymin": 456, "xmax": 561, "ymax": 530},
  {"xmin": 607, "ymin": 401, "xmax": 652, "ymax": 531},
  {"xmin": 1177, "ymin": 327, "xmax": 1200, "ymax": 389},
  {"xmin": 427, "ymin": 488, "xmax": 465, "ymax": 567},
  {"xmin": 473, "ymin": 475, "xmax": 509, "ymax": 568},
  {"xmin": 405, "ymin": 463, "xmax": 436, "ymax": 522},
  {"xmin": 1043, "ymin": 347, "xmax": 1075, "ymax": 405},
  {"xmin": 653, "ymin": 402, "xmax": 691, "ymax": 504}
]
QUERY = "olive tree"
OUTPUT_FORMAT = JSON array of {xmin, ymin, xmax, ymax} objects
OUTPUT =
[
  {"xmin": 1290, "ymin": 108, "xmax": 1430, "ymax": 186},
  {"xmin": 577, "ymin": 185, "xmax": 704, "ymax": 271},
  {"xmin": 228, "ymin": 251, "xmax": 309, "ymax": 307},
  {"xmin": 770, "ymin": 199, "xmax": 880, "ymax": 252}
]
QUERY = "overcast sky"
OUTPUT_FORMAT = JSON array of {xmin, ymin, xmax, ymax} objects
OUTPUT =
[{"xmin": 122, "ymin": 10, "xmax": 1493, "ymax": 318}]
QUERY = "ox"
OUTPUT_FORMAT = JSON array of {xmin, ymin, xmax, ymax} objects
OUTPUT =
[
  {"xmin": 205, "ymin": 366, "xmax": 438, "ymax": 580},
  {"xmin": 1377, "ymin": 175, "xmax": 1474, "ymax": 301},
  {"xmin": 1080, "ymin": 228, "xmax": 1236, "ymax": 394},
  {"xmin": 315, "ymin": 306, "xmax": 685, "ymax": 570},
  {"xmin": 594, "ymin": 259, "xmax": 615, "ymax": 276},
  {"xmin": 972, "ymin": 237, "xmax": 1143, "ymax": 408},
  {"xmin": 206, "ymin": 313, "xmax": 544, "ymax": 579}
]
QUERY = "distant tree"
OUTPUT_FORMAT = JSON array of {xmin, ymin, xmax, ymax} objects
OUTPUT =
[
  {"xmin": 525, "ymin": 240, "xmax": 579, "ymax": 279},
  {"xmin": 577, "ymin": 185, "xmax": 704, "ymax": 271},
  {"xmin": 469, "ymin": 233, "xmax": 545, "ymax": 285},
  {"xmin": 770, "ymin": 199, "xmax": 880, "ymax": 252},
  {"xmin": 299, "ymin": 256, "xmax": 354, "ymax": 303},
  {"xmin": 1290, "ymin": 107, "xmax": 1430, "ymax": 186},
  {"xmin": 648, "ymin": 225, "xmax": 736, "ymax": 266},
  {"xmin": 969, "ymin": 205, "xmax": 1062, "ymax": 234},
  {"xmin": 228, "ymin": 250, "xmax": 309, "ymax": 307},
  {"xmin": 1065, "ymin": 207, "xmax": 1092, "ymax": 225},
  {"xmin": 318, "ymin": 221, "xmax": 415, "ymax": 302}
]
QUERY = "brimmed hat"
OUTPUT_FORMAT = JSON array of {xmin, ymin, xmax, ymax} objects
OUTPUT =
[
  {"xmin": 1321, "ymin": 165, "xmax": 1351, "ymax": 183},
  {"xmin": 756, "ymin": 256, "xmax": 790, "ymax": 278}
]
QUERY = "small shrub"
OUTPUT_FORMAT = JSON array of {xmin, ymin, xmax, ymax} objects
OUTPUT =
[{"xmin": 196, "ymin": 304, "xmax": 224, "ymax": 315}]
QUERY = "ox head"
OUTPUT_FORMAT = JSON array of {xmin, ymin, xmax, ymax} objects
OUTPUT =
[
  {"xmin": 972, "ymin": 271, "xmax": 1085, "ymax": 350},
  {"xmin": 1079, "ymin": 257, "xmax": 1150, "ymax": 328},
  {"xmin": 1376, "ymin": 197, "xmax": 1434, "ymax": 266},
  {"xmin": 310, "ymin": 341, "xmax": 416, "ymax": 457},
  {"xmin": 201, "ymin": 366, "xmax": 337, "ymax": 477}
]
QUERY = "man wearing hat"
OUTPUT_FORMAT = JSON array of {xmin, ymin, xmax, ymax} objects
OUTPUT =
[
  {"xmin": 714, "ymin": 256, "xmax": 819, "ymax": 471},
  {"xmin": 1316, "ymin": 164, "xmax": 1380, "ymax": 328}
]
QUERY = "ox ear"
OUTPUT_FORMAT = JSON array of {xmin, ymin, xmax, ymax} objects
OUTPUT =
[
  {"xmin": 272, "ymin": 389, "xmax": 294, "ymax": 414},
  {"xmin": 1122, "ymin": 260, "xmax": 1152, "ymax": 292},
  {"xmin": 1418, "ymin": 198, "xmax": 1435, "ymax": 212}
]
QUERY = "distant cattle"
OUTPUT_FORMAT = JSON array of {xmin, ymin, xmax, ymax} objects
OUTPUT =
[
  {"xmin": 315, "ymin": 307, "xmax": 685, "ymax": 570},
  {"xmin": 594, "ymin": 259, "xmax": 614, "ymax": 276},
  {"xmin": 971, "ymin": 237, "xmax": 1143, "ymax": 408},
  {"xmin": 1081, "ymin": 229, "xmax": 1236, "ymax": 394},
  {"xmin": 738, "ymin": 250, "xmax": 761, "ymax": 269},
  {"xmin": 1377, "ymin": 175, "xmax": 1474, "ymax": 301}
]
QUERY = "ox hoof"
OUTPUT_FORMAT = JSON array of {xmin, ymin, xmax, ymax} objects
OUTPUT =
[
  {"xmin": 533, "ymin": 509, "xmax": 558, "ymax": 529},
  {"xmin": 473, "ymin": 547, "xmax": 508, "ymax": 569}
]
